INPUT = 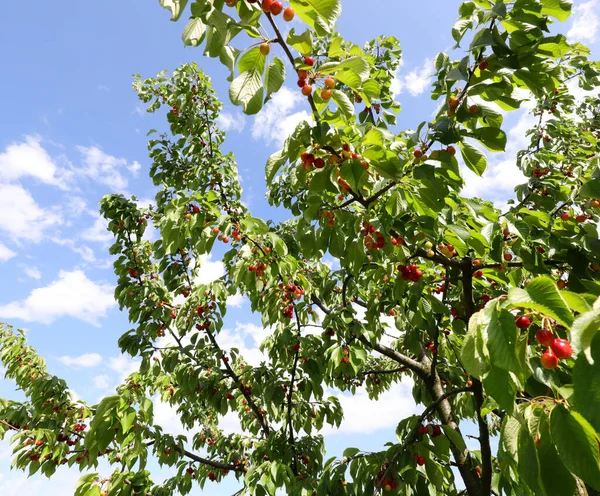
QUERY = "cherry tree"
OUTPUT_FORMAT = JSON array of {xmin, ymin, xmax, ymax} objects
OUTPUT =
[{"xmin": 2, "ymin": 0, "xmax": 600, "ymax": 495}]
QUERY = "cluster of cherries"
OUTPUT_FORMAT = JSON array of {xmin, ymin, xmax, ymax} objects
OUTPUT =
[
  {"xmin": 361, "ymin": 221, "xmax": 386, "ymax": 250},
  {"xmin": 397, "ymin": 264, "xmax": 423, "ymax": 283},
  {"xmin": 535, "ymin": 328, "xmax": 573, "ymax": 369},
  {"xmin": 560, "ymin": 211, "xmax": 593, "ymax": 223},
  {"xmin": 296, "ymin": 56, "xmax": 336, "ymax": 100},
  {"xmin": 375, "ymin": 469, "xmax": 398, "ymax": 491},
  {"xmin": 516, "ymin": 316, "xmax": 573, "ymax": 369}
]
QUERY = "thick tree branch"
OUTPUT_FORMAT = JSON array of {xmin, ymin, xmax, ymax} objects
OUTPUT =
[{"xmin": 204, "ymin": 326, "xmax": 271, "ymax": 438}]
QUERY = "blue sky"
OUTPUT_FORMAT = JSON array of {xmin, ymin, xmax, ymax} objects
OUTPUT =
[{"xmin": 0, "ymin": 0, "xmax": 599, "ymax": 493}]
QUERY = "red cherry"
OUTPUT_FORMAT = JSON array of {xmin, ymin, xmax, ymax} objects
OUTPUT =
[
  {"xmin": 535, "ymin": 329, "xmax": 555, "ymax": 347},
  {"xmin": 417, "ymin": 456, "xmax": 425, "ymax": 466},
  {"xmin": 541, "ymin": 349, "xmax": 559, "ymax": 369},
  {"xmin": 560, "ymin": 212, "xmax": 571, "ymax": 221},
  {"xmin": 261, "ymin": 0, "xmax": 274, "ymax": 12},
  {"xmin": 270, "ymin": 1, "xmax": 283, "ymax": 15},
  {"xmin": 413, "ymin": 149, "xmax": 422, "ymax": 159},
  {"xmin": 550, "ymin": 338, "xmax": 573, "ymax": 359},
  {"xmin": 314, "ymin": 158, "xmax": 325, "ymax": 169},
  {"xmin": 515, "ymin": 316, "xmax": 531, "ymax": 329},
  {"xmin": 479, "ymin": 60, "xmax": 489, "ymax": 70},
  {"xmin": 304, "ymin": 56, "xmax": 315, "ymax": 66},
  {"xmin": 504, "ymin": 253, "xmax": 513, "ymax": 261},
  {"xmin": 297, "ymin": 78, "xmax": 307, "ymax": 88}
]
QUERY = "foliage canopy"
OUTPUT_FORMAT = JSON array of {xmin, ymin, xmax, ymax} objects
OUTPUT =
[{"xmin": 2, "ymin": 0, "xmax": 600, "ymax": 495}]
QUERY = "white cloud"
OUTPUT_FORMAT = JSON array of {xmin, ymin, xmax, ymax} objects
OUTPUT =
[
  {"xmin": 0, "ymin": 242, "xmax": 16, "ymax": 262},
  {"xmin": 108, "ymin": 355, "xmax": 141, "ymax": 380},
  {"xmin": 50, "ymin": 236, "xmax": 99, "ymax": 263},
  {"xmin": 81, "ymin": 215, "xmax": 112, "ymax": 243},
  {"xmin": 0, "ymin": 184, "xmax": 62, "ymax": 242},
  {"xmin": 392, "ymin": 59, "xmax": 432, "ymax": 97},
  {"xmin": 58, "ymin": 353, "xmax": 102, "ymax": 368},
  {"xmin": 22, "ymin": 266, "xmax": 42, "ymax": 279},
  {"xmin": 0, "ymin": 136, "xmax": 70, "ymax": 189},
  {"xmin": 325, "ymin": 381, "xmax": 418, "ymax": 435},
  {"xmin": 568, "ymin": 0, "xmax": 599, "ymax": 43},
  {"xmin": 252, "ymin": 87, "xmax": 311, "ymax": 147},
  {"xmin": 76, "ymin": 145, "xmax": 141, "ymax": 192},
  {"xmin": 218, "ymin": 111, "xmax": 246, "ymax": 133},
  {"xmin": 461, "ymin": 108, "xmax": 535, "ymax": 205},
  {"xmin": 196, "ymin": 254, "xmax": 226, "ymax": 284},
  {"xmin": 226, "ymin": 292, "xmax": 245, "ymax": 308},
  {"xmin": 0, "ymin": 269, "xmax": 115, "ymax": 326},
  {"xmin": 93, "ymin": 374, "xmax": 110, "ymax": 389}
]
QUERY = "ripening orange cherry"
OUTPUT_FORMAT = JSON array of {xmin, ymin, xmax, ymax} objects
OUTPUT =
[
  {"xmin": 324, "ymin": 77, "xmax": 335, "ymax": 89},
  {"xmin": 321, "ymin": 88, "xmax": 332, "ymax": 100},
  {"xmin": 259, "ymin": 43, "xmax": 270, "ymax": 56},
  {"xmin": 301, "ymin": 85, "xmax": 313, "ymax": 96},
  {"xmin": 446, "ymin": 146, "xmax": 456, "ymax": 156},
  {"xmin": 448, "ymin": 96, "xmax": 460, "ymax": 109},
  {"xmin": 298, "ymin": 69, "xmax": 308, "ymax": 80},
  {"xmin": 283, "ymin": 6, "xmax": 295, "ymax": 21},
  {"xmin": 414, "ymin": 149, "xmax": 423, "ymax": 159},
  {"xmin": 469, "ymin": 104, "xmax": 479, "ymax": 113}
]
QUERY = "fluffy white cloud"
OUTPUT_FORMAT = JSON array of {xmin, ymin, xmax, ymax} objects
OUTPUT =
[
  {"xmin": 93, "ymin": 374, "xmax": 110, "ymax": 389},
  {"xmin": 252, "ymin": 87, "xmax": 312, "ymax": 147},
  {"xmin": 226, "ymin": 292, "xmax": 245, "ymax": 308},
  {"xmin": 196, "ymin": 254, "xmax": 226, "ymax": 284},
  {"xmin": 461, "ymin": 108, "xmax": 536, "ymax": 205},
  {"xmin": 392, "ymin": 59, "xmax": 432, "ymax": 97},
  {"xmin": 81, "ymin": 215, "xmax": 112, "ymax": 243},
  {"xmin": 0, "ymin": 135, "xmax": 70, "ymax": 189},
  {"xmin": 218, "ymin": 111, "xmax": 246, "ymax": 133},
  {"xmin": 108, "ymin": 355, "xmax": 141, "ymax": 380},
  {"xmin": 0, "ymin": 242, "xmax": 16, "ymax": 262},
  {"xmin": 0, "ymin": 270, "xmax": 115, "ymax": 326},
  {"xmin": 324, "ymin": 381, "xmax": 418, "ymax": 435},
  {"xmin": 58, "ymin": 353, "xmax": 102, "ymax": 368},
  {"xmin": 76, "ymin": 145, "xmax": 141, "ymax": 192},
  {"xmin": 0, "ymin": 184, "xmax": 62, "ymax": 242},
  {"xmin": 568, "ymin": 0, "xmax": 599, "ymax": 43}
]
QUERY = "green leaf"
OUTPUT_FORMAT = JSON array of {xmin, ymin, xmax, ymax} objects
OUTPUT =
[
  {"xmin": 538, "ymin": 416, "xmax": 577, "ymax": 496},
  {"xmin": 571, "ymin": 296, "xmax": 600, "ymax": 362},
  {"xmin": 508, "ymin": 277, "xmax": 574, "ymax": 328},
  {"xmin": 265, "ymin": 150, "xmax": 286, "ymax": 184},
  {"xmin": 331, "ymin": 89, "xmax": 355, "ymax": 120},
  {"xmin": 159, "ymin": 0, "xmax": 189, "ymax": 21},
  {"xmin": 442, "ymin": 425, "xmax": 468, "ymax": 453},
  {"xmin": 319, "ymin": 56, "xmax": 370, "ymax": 82},
  {"xmin": 289, "ymin": 0, "xmax": 342, "ymax": 36},
  {"xmin": 229, "ymin": 46, "xmax": 265, "ymax": 115},
  {"xmin": 483, "ymin": 366, "xmax": 516, "ymax": 414},
  {"xmin": 460, "ymin": 142, "xmax": 487, "ymax": 176},
  {"xmin": 287, "ymin": 28, "xmax": 312, "ymax": 55},
  {"xmin": 518, "ymin": 424, "xmax": 545, "ymax": 495},
  {"xmin": 468, "ymin": 127, "xmax": 507, "ymax": 152},
  {"xmin": 485, "ymin": 306, "xmax": 523, "ymax": 376},
  {"xmin": 182, "ymin": 17, "xmax": 206, "ymax": 47},
  {"xmin": 573, "ymin": 334, "xmax": 600, "ymax": 432},
  {"xmin": 265, "ymin": 57, "xmax": 285, "ymax": 100},
  {"xmin": 340, "ymin": 159, "xmax": 366, "ymax": 192},
  {"xmin": 541, "ymin": 0, "xmax": 572, "ymax": 21},
  {"xmin": 550, "ymin": 405, "xmax": 600, "ymax": 489},
  {"xmin": 580, "ymin": 179, "xmax": 600, "ymax": 198}
]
